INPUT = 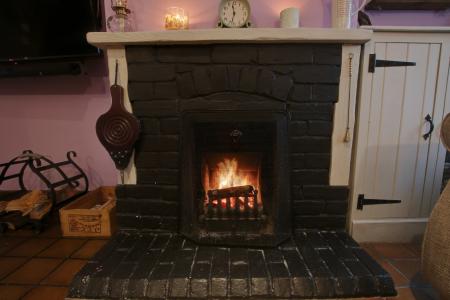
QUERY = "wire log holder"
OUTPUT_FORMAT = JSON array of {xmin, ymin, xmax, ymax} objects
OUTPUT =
[{"xmin": 0, "ymin": 150, "xmax": 89, "ymax": 233}]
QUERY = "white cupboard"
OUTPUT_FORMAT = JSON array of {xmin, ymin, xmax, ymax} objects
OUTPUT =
[{"xmin": 349, "ymin": 27, "xmax": 450, "ymax": 242}]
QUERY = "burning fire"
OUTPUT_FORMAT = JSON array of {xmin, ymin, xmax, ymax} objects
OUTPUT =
[
  {"xmin": 206, "ymin": 157, "xmax": 258, "ymax": 211},
  {"xmin": 215, "ymin": 158, "xmax": 250, "ymax": 189}
]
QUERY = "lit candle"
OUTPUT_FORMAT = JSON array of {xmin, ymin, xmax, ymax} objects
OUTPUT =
[{"xmin": 165, "ymin": 7, "xmax": 189, "ymax": 30}]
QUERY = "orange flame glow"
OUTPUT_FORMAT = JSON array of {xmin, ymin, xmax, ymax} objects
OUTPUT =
[{"xmin": 215, "ymin": 158, "xmax": 250, "ymax": 189}]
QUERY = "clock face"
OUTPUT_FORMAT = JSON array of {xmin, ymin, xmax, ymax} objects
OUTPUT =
[{"xmin": 220, "ymin": 0, "xmax": 250, "ymax": 28}]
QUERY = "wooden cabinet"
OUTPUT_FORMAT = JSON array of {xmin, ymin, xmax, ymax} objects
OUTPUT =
[{"xmin": 350, "ymin": 27, "xmax": 450, "ymax": 242}]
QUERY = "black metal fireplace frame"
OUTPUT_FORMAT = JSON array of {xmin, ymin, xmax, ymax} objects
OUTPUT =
[{"xmin": 180, "ymin": 110, "xmax": 291, "ymax": 247}]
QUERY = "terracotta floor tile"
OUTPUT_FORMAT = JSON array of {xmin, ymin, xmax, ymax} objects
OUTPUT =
[
  {"xmin": 4, "ymin": 228, "xmax": 36, "ymax": 238},
  {"xmin": 71, "ymin": 239, "xmax": 108, "ymax": 259},
  {"xmin": 42, "ymin": 259, "xmax": 87, "ymax": 286},
  {"xmin": 22, "ymin": 286, "xmax": 68, "ymax": 300},
  {"xmin": 379, "ymin": 260, "xmax": 410, "ymax": 287},
  {"xmin": 387, "ymin": 287, "xmax": 437, "ymax": 300},
  {"xmin": 0, "ymin": 238, "xmax": 24, "ymax": 255},
  {"xmin": 38, "ymin": 239, "xmax": 86, "ymax": 258},
  {"xmin": 371, "ymin": 243, "xmax": 417, "ymax": 259},
  {"xmin": 0, "ymin": 257, "xmax": 27, "ymax": 280},
  {"xmin": 5, "ymin": 238, "xmax": 56, "ymax": 257},
  {"xmin": 407, "ymin": 244, "xmax": 422, "ymax": 258},
  {"xmin": 39, "ymin": 224, "xmax": 62, "ymax": 238},
  {"xmin": 0, "ymin": 284, "xmax": 31, "ymax": 300},
  {"xmin": 361, "ymin": 243, "xmax": 384, "ymax": 263},
  {"xmin": 2, "ymin": 258, "xmax": 62, "ymax": 284},
  {"xmin": 390, "ymin": 259, "xmax": 421, "ymax": 280}
]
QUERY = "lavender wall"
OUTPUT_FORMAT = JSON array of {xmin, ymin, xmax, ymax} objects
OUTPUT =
[{"xmin": 1, "ymin": 0, "xmax": 449, "ymax": 190}]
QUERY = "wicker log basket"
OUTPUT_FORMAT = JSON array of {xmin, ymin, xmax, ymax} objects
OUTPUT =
[{"xmin": 421, "ymin": 114, "xmax": 450, "ymax": 299}]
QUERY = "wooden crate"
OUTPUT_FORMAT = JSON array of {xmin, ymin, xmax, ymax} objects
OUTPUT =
[{"xmin": 59, "ymin": 187, "xmax": 116, "ymax": 237}]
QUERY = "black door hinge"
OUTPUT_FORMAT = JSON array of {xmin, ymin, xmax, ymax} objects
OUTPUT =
[
  {"xmin": 368, "ymin": 54, "xmax": 416, "ymax": 73},
  {"xmin": 357, "ymin": 194, "xmax": 401, "ymax": 210}
]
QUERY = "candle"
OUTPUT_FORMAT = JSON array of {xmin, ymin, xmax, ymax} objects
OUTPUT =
[
  {"xmin": 280, "ymin": 7, "xmax": 300, "ymax": 28},
  {"xmin": 165, "ymin": 7, "xmax": 189, "ymax": 30}
]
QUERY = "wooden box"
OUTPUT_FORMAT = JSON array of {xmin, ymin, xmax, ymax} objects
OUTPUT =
[{"xmin": 59, "ymin": 187, "xmax": 116, "ymax": 237}]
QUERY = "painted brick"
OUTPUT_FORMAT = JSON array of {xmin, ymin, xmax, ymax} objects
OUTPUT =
[
  {"xmin": 157, "ymin": 46, "xmax": 211, "ymax": 63},
  {"xmin": 128, "ymin": 64, "xmax": 176, "ymax": 82},
  {"xmin": 212, "ymin": 45, "xmax": 257, "ymax": 63}
]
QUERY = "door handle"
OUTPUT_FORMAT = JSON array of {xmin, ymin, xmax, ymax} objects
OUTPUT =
[{"xmin": 423, "ymin": 114, "xmax": 434, "ymax": 141}]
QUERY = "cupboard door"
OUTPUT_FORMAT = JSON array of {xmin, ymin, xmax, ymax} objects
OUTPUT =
[{"xmin": 352, "ymin": 42, "xmax": 441, "ymax": 220}]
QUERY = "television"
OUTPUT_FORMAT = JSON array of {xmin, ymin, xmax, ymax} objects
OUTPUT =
[{"xmin": 0, "ymin": 0, "xmax": 103, "ymax": 63}]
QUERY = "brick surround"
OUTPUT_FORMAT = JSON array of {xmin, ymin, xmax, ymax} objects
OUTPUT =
[{"xmin": 117, "ymin": 43, "xmax": 349, "ymax": 233}]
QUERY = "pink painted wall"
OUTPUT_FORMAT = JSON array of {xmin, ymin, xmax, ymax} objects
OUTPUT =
[{"xmin": 1, "ymin": 0, "xmax": 449, "ymax": 190}]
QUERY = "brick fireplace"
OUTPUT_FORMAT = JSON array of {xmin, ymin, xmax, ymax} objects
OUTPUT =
[
  {"xmin": 68, "ymin": 29, "xmax": 396, "ymax": 300},
  {"xmin": 117, "ymin": 44, "xmax": 349, "ymax": 237}
]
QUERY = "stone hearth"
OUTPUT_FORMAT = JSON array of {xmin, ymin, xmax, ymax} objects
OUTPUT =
[{"xmin": 68, "ymin": 231, "xmax": 396, "ymax": 299}]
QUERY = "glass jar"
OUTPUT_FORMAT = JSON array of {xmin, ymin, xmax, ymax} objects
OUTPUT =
[{"xmin": 165, "ymin": 7, "xmax": 189, "ymax": 30}]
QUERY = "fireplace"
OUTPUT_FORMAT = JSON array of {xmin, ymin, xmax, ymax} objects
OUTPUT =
[
  {"xmin": 68, "ymin": 33, "xmax": 397, "ymax": 299},
  {"xmin": 181, "ymin": 111, "xmax": 290, "ymax": 246}
]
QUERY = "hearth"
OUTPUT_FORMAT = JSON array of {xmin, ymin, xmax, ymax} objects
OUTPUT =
[{"xmin": 181, "ymin": 112, "xmax": 290, "ymax": 247}]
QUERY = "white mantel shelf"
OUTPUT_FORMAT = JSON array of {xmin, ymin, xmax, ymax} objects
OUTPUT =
[{"xmin": 87, "ymin": 28, "xmax": 372, "ymax": 48}]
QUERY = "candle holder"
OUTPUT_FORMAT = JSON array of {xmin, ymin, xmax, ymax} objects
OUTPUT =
[
  {"xmin": 107, "ymin": 0, "xmax": 135, "ymax": 32},
  {"xmin": 165, "ymin": 7, "xmax": 189, "ymax": 30}
]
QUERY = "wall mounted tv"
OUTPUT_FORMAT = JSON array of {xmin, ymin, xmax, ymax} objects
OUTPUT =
[{"xmin": 1, "ymin": 0, "xmax": 103, "ymax": 64}]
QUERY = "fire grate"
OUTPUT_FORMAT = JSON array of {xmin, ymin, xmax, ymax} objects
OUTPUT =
[{"xmin": 203, "ymin": 185, "xmax": 264, "ymax": 220}]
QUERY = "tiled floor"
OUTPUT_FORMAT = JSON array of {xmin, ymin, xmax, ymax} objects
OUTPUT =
[
  {"xmin": 0, "ymin": 222, "xmax": 440, "ymax": 300},
  {"xmin": 0, "ymin": 220, "xmax": 108, "ymax": 300}
]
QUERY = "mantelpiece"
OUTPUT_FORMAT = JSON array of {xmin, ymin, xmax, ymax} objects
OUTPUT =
[{"xmin": 89, "ymin": 28, "xmax": 371, "ymax": 187}]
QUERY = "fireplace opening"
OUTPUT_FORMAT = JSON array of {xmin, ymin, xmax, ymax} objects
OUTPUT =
[
  {"xmin": 181, "ymin": 111, "xmax": 290, "ymax": 247},
  {"xmin": 200, "ymin": 153, "xmax": 266, "ymax": 230}
]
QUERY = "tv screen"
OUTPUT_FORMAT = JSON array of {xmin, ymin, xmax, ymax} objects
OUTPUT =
[{"xmin": 0, "ymin": 0, "xmax": 102, "ymax": 63}]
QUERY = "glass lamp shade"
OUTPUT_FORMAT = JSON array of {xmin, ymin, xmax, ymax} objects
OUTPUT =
[{"xmin": 107, "ymin": 0, "xmax": 135, "ymax": 32}]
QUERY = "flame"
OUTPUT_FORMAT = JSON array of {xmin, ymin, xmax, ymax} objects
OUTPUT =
[{"xmin": 215, "ymin": 158, "xmax": 250, "ymax": 189}]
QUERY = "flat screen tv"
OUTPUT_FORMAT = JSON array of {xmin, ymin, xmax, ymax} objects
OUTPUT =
[{"xmin": 0, "ymin": 0, "xmax": 103, "ymax": 63}]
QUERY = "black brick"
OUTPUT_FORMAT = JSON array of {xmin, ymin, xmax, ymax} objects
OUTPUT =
[
  {"xmin": 291, "ymin": 84, "xmax": 312, "ymax": 102},
  {"xmin": 128, "ymin": 82, "xmax": 154, "ymax": 101},
  {"xmin": 313, "ymin": 84, "xmax": 340, "ymax": 102},
  {"xmin": 314, "ymin": 45, "xmax": 342, "ymax": 65},
  {"xmin": 295, "ymin": 215, "xmax": 346, "ymax": 229},
  {"xmin": 325, "ymin": 201, "xmax": 348, "ymax": 215},
  {"xmin": 294, "ymin": 65, "xmax": 340, "ymax": 83},
  {"xmin": 137, "ymin": 168, "xmax": 179, "ymax": 185},
  {"xmin": 193, "ymin": 67, "xmax": 213, "ymax": 95},
  {"xmin": 290, "ymin": 121, "xmax": 308, "ymax": 136},
  {"xmin": 227, "ymin": 66, "xmax": 241, "ymax": 90},
  {"xmin": 259, "ymin": 45, "xmax": 313, "ymax": 64},
  {"xmin": 154, "ymin": 81, "xmax": 178, "ymax": 99},
  {"xmin": 132, "ymin": 100, "xmax": 178, "ymax": 117},
  {"xmin": 303, "ymin": 185, "xmax": 349, "ymax": 201},
  {"xmin": 239, "ymin": 67, "xmax": 258, "ymax": 93},
  {"xmin": 135, "ymin": 152, "xmax": 179, "ymax": 169},
  {"xmin": 117, "ymin": 214, "xmax": 142, "ymax": 229},
  {"xmin": 294, "ymin": 200, "xmax": 325, "ymax": 215},
  {"xmin": 304, "ymin": 153, "xmax": 331, "ymax": 169},
  {"xmin": 126, "ymin": 46, "xmax": 156, "ymax": 63},
  {"xmin": 157, "ymin": 46, "xmax": 210, "ymax": 63},
  {"xmin": 128, "ymin": 64, "xmax": 176, "ymax": 82},
  {"xmin": 290, "ymin": 103, "xmax": 334, "ymax": 121},
  {"xmin": 141, "ymin": 118, "xmax": 160, "ymax": 135},
  {"xmin": 139, "ymin": 135, "xmax": 179, "ymax": 152},
  {"xmin": 291, "ymin": 170, "xmax": 329, "ymax": 185},
  {"xmin": 291, "ymin": 137, "xmax": 331, "ymax": 153},
  {"xmin": 257, "ymin": 69, "xmax": 274, "ymax": 96},
  {"xmin": 308, "ymin": 120, "xmax": 333, "ymax": 136},
  {"xmin": 210, "ymin": 66, "xmax": 229, "ymax": 92},
  {"xmin": 176, "ymin": 73, "xmax": 196, "ymax": 98},
  {"xmin": 291, "ymin": 154, "xmax": 305, "ymax": 169},
  {"xmin": 212, "ymin": 45, "xmax": 257, "ymax": 63},
  {"xmin": 160, "ymin": 118, "xmax": 180, "ymax": 134},
  {"xmin": 272, "ymin": 75, "xmax": 293, "ymax": 101}
]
